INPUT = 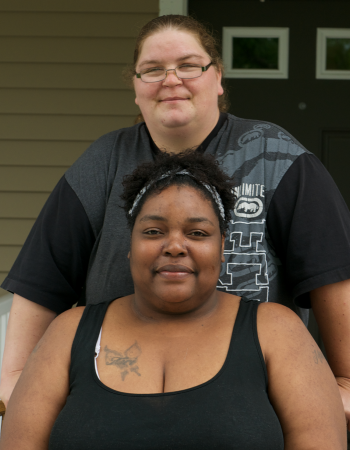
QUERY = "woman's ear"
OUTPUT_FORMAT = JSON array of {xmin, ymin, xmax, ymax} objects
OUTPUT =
[
  {"xmin": 216, "ymin": 70, "xmax": 224, "ymax": 97},
  {"xmin": 221, "ymin": 234, "xmax": 225, "ymax": 263}
]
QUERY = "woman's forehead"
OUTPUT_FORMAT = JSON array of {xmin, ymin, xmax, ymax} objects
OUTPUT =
[
  {"xmin": 142, "ymin": 185, "xmax": 216, "ymax": 215},
  {"xmin": 137, "ymin": 29, "xmax": 208, "ymax": 65}
]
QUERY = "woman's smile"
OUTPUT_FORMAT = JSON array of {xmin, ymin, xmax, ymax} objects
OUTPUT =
[
  {"xmin": 160, "ymin": 97, "xmax": 189, "ymax": 103},
  {"xmin": 155, "ymin": 264, "xmax": 195, "ymax": 280}
]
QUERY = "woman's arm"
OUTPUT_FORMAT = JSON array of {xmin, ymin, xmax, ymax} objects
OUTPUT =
[
  {"xmin": 257, "ymin": 302, "xmax": 347, "ymax": 450},
  {"xmin": 310, "ymin": 279, "xmax": 350, "ymax": 428},
  {"xmin": 0, "ymin": 307, "xmax": 84, "ymax": 450},
  {"xmin": 0, "ymin": 295, "xmax": 57, "ymax": 407}
]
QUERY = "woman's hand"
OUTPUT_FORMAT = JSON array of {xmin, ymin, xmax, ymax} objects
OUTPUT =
[
  {"xmin": 337, "ymin": 377, "xmax": 350, "ymax": 430},
  {"xmin": 0, "ymin": 370, "xmax": 21, "ymax": 408}
]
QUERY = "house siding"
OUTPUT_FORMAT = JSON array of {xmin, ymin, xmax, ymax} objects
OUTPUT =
[{"xmin": 0, "ymin": 0, "xmax": 159, "ymax": 295}]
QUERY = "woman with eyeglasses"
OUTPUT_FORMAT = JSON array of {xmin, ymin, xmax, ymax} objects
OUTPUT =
[
  {"xmin": 0, "ymin": 152, "xmax": 346, "ymax": 449},
  {"xmin": 1, "ymin": 14, "xmax": 350, "ymax": 429}
]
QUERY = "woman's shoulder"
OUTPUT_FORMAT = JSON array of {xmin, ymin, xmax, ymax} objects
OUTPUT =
[
  {"xmin": 67, "ymin": 122, "xmax": 148, "ymax": 170},
  {"xmin": 256, "ymin": 302, "xmax": 310, "ymax": 358},
  {"xmin": 52, "ymin": 306, "xmax": 85, "ymax": 329},
  {"xmin": 34, "ymin": 306, "xmax": 86, "ymax": 354},
  {"xmin": 257, "ymin": 301, "xmax": 302, "ymax": 324}
]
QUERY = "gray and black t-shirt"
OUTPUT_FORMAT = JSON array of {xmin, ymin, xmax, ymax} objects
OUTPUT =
[{"xmin": 3, "ymin": 114, "xmax": 350, "ymax": 325}]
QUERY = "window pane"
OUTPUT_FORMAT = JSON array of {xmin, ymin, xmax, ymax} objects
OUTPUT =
[
  {"xmin": 232, "ymin": 37, "xmax": 279, "ymax": 69},
  {"xmin": 326, "ymin": 38, "xmax": 350, "ymax": 70}
]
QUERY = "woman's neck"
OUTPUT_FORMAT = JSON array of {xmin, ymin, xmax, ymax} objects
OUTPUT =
[
  {"xmin": 129, "ymin": 289, "xmax": 223, "ymax": 325},
  {"xmin": 146, "ymin": 109, "xmax": 220, "ymax": 154}
]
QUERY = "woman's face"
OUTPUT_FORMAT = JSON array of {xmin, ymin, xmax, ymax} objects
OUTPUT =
[
  {"xmin": 133, "ymin": 29, "xmax": 224, "ymax": 130},
  {"xmin": 129, "ymin": 184, "xmax": 225, "ymax": 315}
]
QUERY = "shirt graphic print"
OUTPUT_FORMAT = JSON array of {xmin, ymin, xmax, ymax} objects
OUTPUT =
[{"xmin": 214, "ymin": 123, "xmax": 306, "ymax": 310}]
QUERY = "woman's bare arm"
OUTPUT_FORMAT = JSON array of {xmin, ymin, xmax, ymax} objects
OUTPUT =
[
  {"xmin": 0, "ymin": 306, "xmax": 84, "ymax": 450},
  {"xmin": 0, "ymin": 295, "xmax": 57, "ymax": 407},
  {"xmin": 310, "ymin": 279, "xmax": 350, "ymax": 428},
  {"xmin": 257, "ymin": 302, "xmax": 347, "ymax": 450}
]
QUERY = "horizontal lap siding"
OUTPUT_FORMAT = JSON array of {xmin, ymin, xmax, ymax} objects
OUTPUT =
[
  {"xmin": 0, "ymin": 1, "xmax": 158, "ymax": 296},
  {"xmin": 0, "ymin": 90, "xmax": 139, "ymax": 115},
  {"xmin": 0, "ymin": 63, "xmax": 129, "ymax": 89},
  {"xmin": 0, "ymin": 1, "xmax": 159, "ymax": 13}
]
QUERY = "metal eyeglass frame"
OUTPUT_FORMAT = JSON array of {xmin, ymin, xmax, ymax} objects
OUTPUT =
[{"xmin": 135, "ymin": 62, "xmax": 213, "ymax": 83}]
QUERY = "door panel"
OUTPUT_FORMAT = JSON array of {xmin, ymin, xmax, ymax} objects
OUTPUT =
[
  {"xmin": 189, "ymin": 0, "xmax": 350, "ymax": 159},
  {"xmin": 189, "ymin": 0, "xmax": 350, "ymax": 350}
]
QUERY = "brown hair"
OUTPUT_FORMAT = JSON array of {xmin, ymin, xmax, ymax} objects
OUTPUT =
[{"xmin": 124, "ymin": 15, "xmax": 229, "ymax": 123}]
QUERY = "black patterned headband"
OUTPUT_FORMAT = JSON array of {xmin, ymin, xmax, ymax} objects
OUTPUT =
[{"xmin": 128, "ymin": 169, "xmax": 225, "ymax": 220}]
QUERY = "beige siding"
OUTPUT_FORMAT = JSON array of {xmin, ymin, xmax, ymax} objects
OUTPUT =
[
  {"xmin": 0, "ymin": 63, "xmax": 129, "ymax": 89},
  {"xmin": 0, "ymin": 1, "xmax": 158, "ymax": 13},
  {"xmin": 0, "ymin": 0, "xmax": 158, "ymax": 297}
]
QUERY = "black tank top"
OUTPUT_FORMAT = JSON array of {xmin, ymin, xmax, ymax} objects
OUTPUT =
[{"xmin": 49, "ymin": 298, "xmax": 284, "ymax": 449}]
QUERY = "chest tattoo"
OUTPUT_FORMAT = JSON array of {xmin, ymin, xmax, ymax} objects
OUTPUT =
[{"xmin": 104, "ymin": 341, "xmax": 142, "ymax": 381}]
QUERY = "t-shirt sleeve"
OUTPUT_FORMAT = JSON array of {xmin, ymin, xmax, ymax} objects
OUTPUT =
[
  {"xmin": 266, "ymin": 152, "xmax": 350, "ymax": 308},
  {"xmin": 1, "ymin": 176, "xmax": 96, "ymax": 314}
]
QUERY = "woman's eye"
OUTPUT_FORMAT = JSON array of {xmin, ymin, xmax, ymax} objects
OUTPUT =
[
  {"xmin": 189, "ymin": 231, "xmax": 206, "ymax": 237},
  {"xmin": 144, "ymin": 229, "xmax": 162, "ymax": 235},
  {"xmin": 178, "ymin": 64, "xmax": 200, "ymax": 71},
  {"xmin": 179, "ymin": 64, "xmax": 199, "ymax": 68},
  {"xmin": 143, "ymin": 67, "xmax": 163, "ymax": 74}
]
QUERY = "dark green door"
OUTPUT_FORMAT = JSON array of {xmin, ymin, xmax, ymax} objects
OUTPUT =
[
  {"xmin": 189, "ymin": 0, "xmax": 350, "ymax": 205},
  {"xmin": 188, "ymin": 0, "xmax": 350, "ymax": 346}
]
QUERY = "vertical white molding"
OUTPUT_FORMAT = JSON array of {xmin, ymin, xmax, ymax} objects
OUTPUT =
[
  {"xmin": 0, "ymin": 294, "xmax": 13, "ymax": 372},
  {"xmin": 159, "ymin": 0, "xmax": 188, "ymax": 16}
]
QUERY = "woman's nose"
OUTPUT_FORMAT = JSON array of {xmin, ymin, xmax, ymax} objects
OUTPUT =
[
  {"xmin": 162, "ymin": 69, "xmax": 183, "ymax": 87},
  {"xmin": 163, "ymin": 234, "xmax": 187, "ymax": 256}
]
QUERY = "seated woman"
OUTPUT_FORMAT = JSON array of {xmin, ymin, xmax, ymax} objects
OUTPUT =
[{"xmin": 0, "ymin": 152, "xmax": 346, "ymax": 450}]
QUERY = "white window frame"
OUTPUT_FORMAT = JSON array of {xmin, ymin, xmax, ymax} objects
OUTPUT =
[
  {"xmin": 223, "ymin": 27, "xmax": 289, "ymax": 79},
  {"xmin": 316, "ymin": 28, "xmax": 350, "ymax": 80}
]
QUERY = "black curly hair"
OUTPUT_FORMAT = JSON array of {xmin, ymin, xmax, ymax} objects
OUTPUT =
[{"xmin": 121, "ymin": 151, "xmax": 236, "ymax": 234}]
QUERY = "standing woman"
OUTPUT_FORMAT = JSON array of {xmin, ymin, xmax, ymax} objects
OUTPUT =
[{"xmin": 1, "ymin": 15, "xmax": 350, "ymax": 424}]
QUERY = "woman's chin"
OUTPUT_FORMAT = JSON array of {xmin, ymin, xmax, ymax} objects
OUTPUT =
[{"xmin": 156, "ymin": 107, "xmax": 194, "ymax": 129}]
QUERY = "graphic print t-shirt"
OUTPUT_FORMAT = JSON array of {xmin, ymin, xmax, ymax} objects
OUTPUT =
[{"xmin": 3, "ymin": 114, "xmax": 350, "ymax": 325}]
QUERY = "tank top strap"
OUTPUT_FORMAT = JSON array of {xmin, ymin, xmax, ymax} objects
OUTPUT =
[
  {"xmin": 223, "ymin": 297, "xmax": 268, "ymax": 387},
  {"xmin": 70, "ymin": 300, "xmax": 112, "ymax": 382}
]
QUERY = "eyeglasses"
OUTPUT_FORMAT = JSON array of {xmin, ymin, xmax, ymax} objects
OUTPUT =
[{"xmin": 136, "ymin": 62, "xmax": 213, "ymax": 83}]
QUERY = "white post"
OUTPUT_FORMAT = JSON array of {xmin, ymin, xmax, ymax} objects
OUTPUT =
[
  {"xmin": 0, "ymin": 294, "xmax": 13, "ymax": 372},
  {"xmin": 159, "ymin": 0, "xmax": 188, "ymax": 16}
]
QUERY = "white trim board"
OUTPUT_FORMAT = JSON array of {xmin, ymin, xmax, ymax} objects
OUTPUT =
[
  {"xmin": 316, "ymin": 28, "xmax": 350, "ymax": 80},
  {"xmin": 0, "ymin": 294, "xmax": 12, "ymax": 374},
  {"xmin": 0, "ymin": 294, "xmax": 12, "ymax": 318},
  {"xmin": 223, "ymin": 27, "xmax": 289, "ymax": 79},
  {"xmin": 159, "ymin": 0, "xmax": 188, "ymax": 16}
]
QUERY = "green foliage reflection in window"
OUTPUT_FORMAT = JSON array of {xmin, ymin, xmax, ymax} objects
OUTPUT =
[
  {"xmin": 326, "ymin": 38, "xmax": 350, "ymax": 70},
  {"xmin": 232, "ymin": 37, "xmax": 279, "ymax": 70}
]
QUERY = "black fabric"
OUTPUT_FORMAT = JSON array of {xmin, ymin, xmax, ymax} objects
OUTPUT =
[
  {"xmin": 48, "ymin": 298, "xmax": 284, "ymax": 450},
  {"xmin": 147, "ymin": 112, "xmax": 228, "ymax": 154},
  {"xmin": 1, "ymin": 177, "xmax": 95, "ymax": 314},
  {"xmin": 2, "ymin": 115, "xmax": 350, "ymax": 316},
  {"xmin": 266, "ymin": 153, "xmax": 350, "ymax": 308},
  {"xmin": 196, "ymin": 112, "xmax": 228, "ymax": 153}
]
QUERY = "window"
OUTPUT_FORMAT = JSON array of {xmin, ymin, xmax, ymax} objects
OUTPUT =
[
  {"xmin": 316, "ymin": 28, "xmax": 350, "ymax": 80},
  {"xmin": 223, "ymin": 27, "xmax": 289, "ymax": 79}
]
